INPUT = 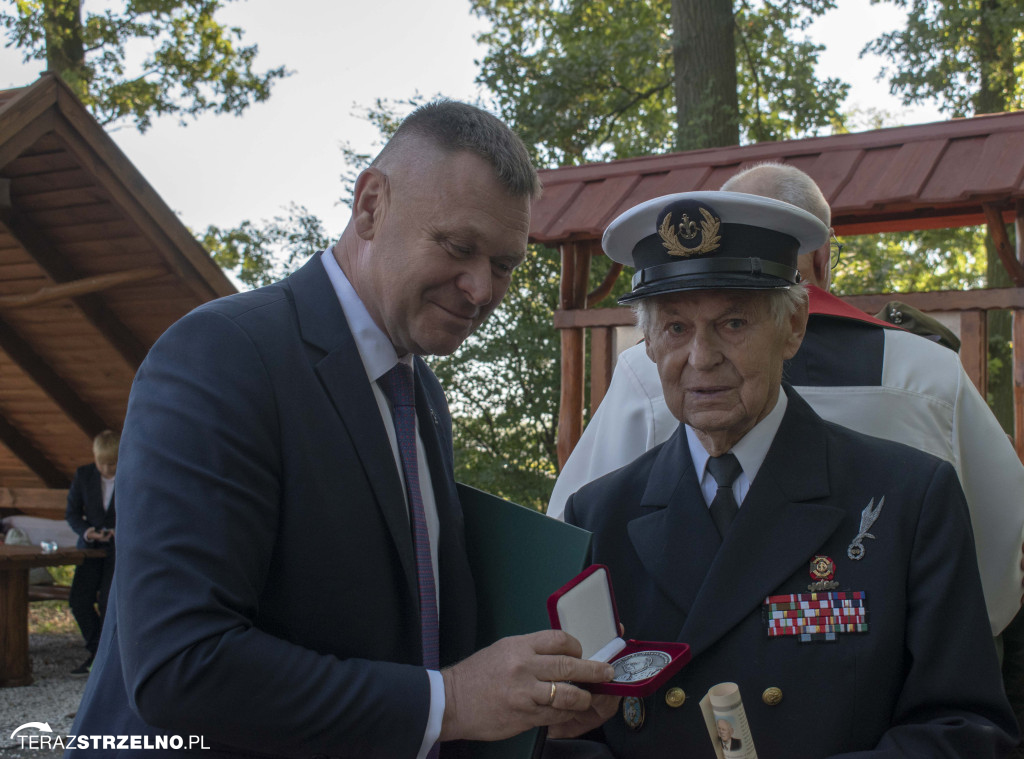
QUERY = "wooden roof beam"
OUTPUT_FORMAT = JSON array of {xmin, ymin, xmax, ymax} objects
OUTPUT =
[
  {"xmin": 0, "ymin": 412, "xmax": 69, "ymax": 488},
  {"xmin": 983, "ymin": 202, "xmax": 1024, "ymax": 287},
  {"xmin": 0, "ymin": 315, "xmax": 113, "ymax": 437},
  {"xmin": 586, "ymin": 263, "xmax": 624, "ymax": 308},
  {"xmin": 0, "ymin": 266, "xmax": 166, "ymax": 309},
  {"xmin": 0, "ymin": 110, "xmax": 56, "ymax": 172},
  {"xmin": 0, "ymin": 486, "xmax": 68, "ymax": 517},
  {"xmin": 0, "ymin": 76, "xmax": 58, "ymax": 169},
  {"xmin": 52, "ymin": 114, "xmax": 231, "ymax": 303},
  {"xmin": 0, "ymin": 208, "xmax": 149, "ymax": 369}
]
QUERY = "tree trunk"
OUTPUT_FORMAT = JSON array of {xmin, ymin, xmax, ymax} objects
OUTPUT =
[
  {"xmin": 974, "ymin": 0, "xmax": 1013, "ymax": 116},
  {"xmin": 670, "ymin": 0, "xmax": 739, "ymax": 151},
  {"xmin": 977, "ymin": 0, "xmax": 1015, "ymax": 431},
  {"xmin": 43, "ymin": 0, "xmax": 86, "ymax": 99}
]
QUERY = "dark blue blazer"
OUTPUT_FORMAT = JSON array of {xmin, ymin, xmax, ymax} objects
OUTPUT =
[
  {"xmin": 566, "ymin": 387, "xmax": 1017, "ymax": 758},
  {"xmin": 70, "ymin": 255, "xmax": 477, "ymax": 757},
  {"xmin": 65, "ymin": 463, "xmax": 116, "ymax": 551}
]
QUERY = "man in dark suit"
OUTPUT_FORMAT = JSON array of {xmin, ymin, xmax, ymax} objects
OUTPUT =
[
  {"xmin": 70, "ymin": 100, "xmax": 614, "ymax": 757},
  {"xmin": 65, "ymin": 429, "xmax": 119, "ymax": 676},
  {"xmin": 563, "ymin": 190, "xmax": 1018, "ymax": 757}
]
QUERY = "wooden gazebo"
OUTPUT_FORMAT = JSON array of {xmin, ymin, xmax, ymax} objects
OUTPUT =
[
  {"xmin": 529, "ymin": 112, "xmax": 1024, "ymax": 466},
  {"xmin": 0, "ymin": 74, "xmax": 235, "ymax": 512}
]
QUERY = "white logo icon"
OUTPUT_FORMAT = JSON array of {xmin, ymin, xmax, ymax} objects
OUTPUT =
[{"xmin": 10, "ymin": 722, "xmax": 52, "ymax": 739}]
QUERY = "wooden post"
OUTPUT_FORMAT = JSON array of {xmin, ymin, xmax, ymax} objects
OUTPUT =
[
  {"xmin": 1014, "ymin": 201, "xmax": 1024, "ymax": 461},
  {"xmin": 590, "ymin": 327, "xmax": 614, "ymax": 416},
  {"xmin": 557, "ymin": 241, "xmax": 591, "ymax": 468},
  {"xmin": 0, "ymin": 566, "xmax": 32, "ymax": 687},
  {"xmin": 960, "ymin": 311, "xmax": 988, "ymax": 397},
  {"xmin": 1013, "ymin": 309, "xmax": 1024, "ymax": 461},
  {"xmin": 983, "ymin": 203, "xmax": 1024, "ymax": 286}
]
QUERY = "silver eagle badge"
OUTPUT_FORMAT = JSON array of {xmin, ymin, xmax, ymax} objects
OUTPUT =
[{"xmin": 847, "ymin": 496, "xmax": 885, "ymax": 560}]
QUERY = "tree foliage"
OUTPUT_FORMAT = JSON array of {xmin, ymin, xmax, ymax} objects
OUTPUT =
[
  {"xmin": 202, "ymin": 204, "xmax": 331, "ymax": 288},
  {"xmin": 735, "ymin": 0, "xmax": 849, "ymax": 141},
  {"xmin": 1, "ymin": 0, "xmax": 288, "ymax": 131},
  {"xmin": 864, "ymin": 0, "xmax": 1024, "ymax": 430},
  {"xmin": 865, "ymin": 0, "xmax": 1024, "ymax": 116},
  {"xmin": 832, "ymin": 227, "xmax": 988, "ymax": 296},
  {"xmin": 429, "ymin": 244, "xmax": 563, "ymax": 510},
  {"xmin": 177, "ymin": 1, "xmax": 1021, "ymax": 505},
  {"xmin": 470, "ymin": 0, "xmax": 849, "ymax": 165}
]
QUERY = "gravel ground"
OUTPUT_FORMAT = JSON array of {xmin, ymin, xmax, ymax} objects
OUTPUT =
[{"xmin": 0, "ymin": 632, "xmax": 89, "ymax": 758}]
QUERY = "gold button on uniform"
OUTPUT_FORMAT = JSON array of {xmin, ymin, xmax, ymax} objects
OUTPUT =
[
  {"xmin": 665, "ymin": 687, "xmax": 686, "ymax": 708},
  {"xmin": 762, "ymin": 687, "xmax": 783, "ymax": 706}
]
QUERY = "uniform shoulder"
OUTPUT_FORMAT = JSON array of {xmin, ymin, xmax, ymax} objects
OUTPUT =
[
  {"xmin": 567, "ymin": 442, "xmax": 667, "ymax": 527},
  {"xmin": 821, "ymin": 414, "xmax": 948, "ymax": 473},
  {"xmin": 614, "ymin": 341, "xmax": 663, "ymax": 397},
  {"xmin": 878, "ymin": 326, "xmax": 964, "ymax": 400},
  {"xmin": 882, "ymin": 324, "xmax": 960, "ymax": 361}
]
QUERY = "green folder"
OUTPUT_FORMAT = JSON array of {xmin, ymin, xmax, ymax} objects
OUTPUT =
[{"xmin": 457, "ymin": 483, "xmax": 593, "ymax": 759}]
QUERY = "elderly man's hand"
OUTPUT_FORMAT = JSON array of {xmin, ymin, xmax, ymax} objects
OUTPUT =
[
  {"xmin": 547, "ymin": 693, "xmax": 621, "ymax": 739},
  {"xmin": 439, "ymin": 630, "xmax": 615, "ymax": 743}
]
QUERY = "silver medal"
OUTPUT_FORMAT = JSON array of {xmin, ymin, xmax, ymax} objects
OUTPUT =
[{"xmin": 612, "ymin": 650, "xmax": 672, "ymax": 683}]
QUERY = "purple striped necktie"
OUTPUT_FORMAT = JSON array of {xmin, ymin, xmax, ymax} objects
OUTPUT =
[{"xmin": 378, "ymin": 363, "xmax": 441, "ymax": 673}]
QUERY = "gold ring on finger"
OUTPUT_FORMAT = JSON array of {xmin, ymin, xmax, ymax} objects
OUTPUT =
[{"xmin": 547, "ymin": 681, "xmax": 557, "ymax": 706}]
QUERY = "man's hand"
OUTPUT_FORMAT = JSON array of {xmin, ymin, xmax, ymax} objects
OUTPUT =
[
  {"xmin": 439, "ymin": 629, "xmax": 615, "ymax": 743},
  {"xmin": 547, "ymin": 693, "xmax": 621, "ymax": 739},
  {"xmin": 84, "ymin": 527, "xmax": 112, "ymax": 543}
]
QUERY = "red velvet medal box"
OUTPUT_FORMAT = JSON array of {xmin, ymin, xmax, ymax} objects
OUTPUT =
[{"xmin": 547, "ymin": 564, "xmax": 690, "ymax": 697}]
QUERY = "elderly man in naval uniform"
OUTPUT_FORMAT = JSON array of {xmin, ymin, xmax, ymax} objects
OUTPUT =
[
  {"xmin": 549, "ymin": 164, "xmax": 1024, "ymax": 644},
  {"xmin": 561, "ymin": 189, "xmax": 1017, "ymax": 757}
]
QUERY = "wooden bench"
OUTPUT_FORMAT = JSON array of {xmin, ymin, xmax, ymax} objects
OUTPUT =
[
  {"xmin": 1, "ymin": 487, "xmax": 74, "ymax": 603},
  {"xmin": 27, "ymin": 584, "xmax": 70, "ymax": 602}
]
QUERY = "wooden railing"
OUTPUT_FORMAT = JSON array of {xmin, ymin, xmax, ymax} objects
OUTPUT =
[{"xmin": 554, "ymin": 284, "xmax": 1024, "ymax": 467}]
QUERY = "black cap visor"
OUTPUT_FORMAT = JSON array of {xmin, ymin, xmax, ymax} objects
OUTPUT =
[{"xmin": 619, "ymin": 256, "xmax": 799, "ymax": 303}]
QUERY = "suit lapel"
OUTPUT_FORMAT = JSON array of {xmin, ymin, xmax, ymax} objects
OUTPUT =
[
  {"xmin": 105, "ymin": 490, "xmax": 116, "ymax": 529},
  {"xmin": 84, "ymin": 466, "xmax": 102, "ymax": 525},
  {"xmin": 413, "ymin": 359, "xmax": 477, "ymax": 662},
  {"xmin": 286, "ymin": 256, "xmax": 418, "ymax": 606},
  {"xmin": 679, "ymin": 388, "xmax": 845, "ymax": 655},
  {"xmin": 628, "ymin": 428, "xmax": 722, "ymax": 618},
  {"xmin": 84, "ymin": 466, "xmax": 116, "ymax": 530}
]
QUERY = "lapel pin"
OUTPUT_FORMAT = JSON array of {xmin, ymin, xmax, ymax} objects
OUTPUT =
[
  {"xmin": 622, "ymin": 696, "xmax": 645, "ymax": 731},
  {"xmin": 847, "ymin": 496, "xmax": 885, "ymax": 560},
  {"xmin": 429, "ymin": 408, "xmax": 439, "ymax": 426},
  {"xmin": 807, "ymin": 555, "xmax": 839, "ymax": 591}
]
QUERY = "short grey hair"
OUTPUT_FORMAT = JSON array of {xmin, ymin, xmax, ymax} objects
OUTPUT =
[
  {"xmin": 633, "ymin": 285, "xmax": 808, "ymax": 337},
  {"xmin": 371, "ymin": 99, "xmax": 540, "ymax": 199},
  {"xmin": 721, "ymin": 163, "xmax": 830, "ymax": 227}
]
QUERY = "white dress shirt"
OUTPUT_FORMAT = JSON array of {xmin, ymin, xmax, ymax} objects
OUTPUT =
[
  {"xmin": 101, "ymin": 475, "xmax": 115, "ymax": 510},
  {"xmin": 687, "ymin": 390, "xmax": 788, "ymax": 508}
]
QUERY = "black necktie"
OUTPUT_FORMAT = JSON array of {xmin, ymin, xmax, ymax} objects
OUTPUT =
[{"xmin": 707, "ymin": 453, "xmax": 742, "ymax": 538}]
